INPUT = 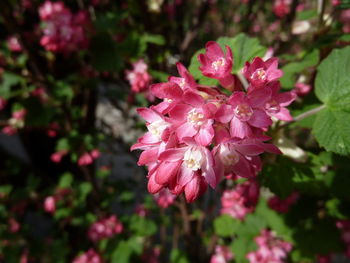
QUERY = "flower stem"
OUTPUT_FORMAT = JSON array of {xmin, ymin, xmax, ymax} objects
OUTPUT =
[
  {"xmin": 236, "ymin": 71, "xmax": 249, "ymax": 91},
  {"xmin": 280, "ymin": 104, "xmax": 326, "ymax": 128}
]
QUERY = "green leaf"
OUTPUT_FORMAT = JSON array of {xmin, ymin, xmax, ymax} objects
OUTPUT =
[
  {"xmin": 313, "ymin": 108, "xmax": 350, "ymax": 155},
  {"xmin": 170, "ymin": 249, "xmax": 190, "ymax": 263},
  {"xmin": 0, "ymin": 72, "xmax": 24, "ymax": 98},
  {"xmin": 111, "ymin": 241, "xmax": 133, "ymax": 263},
  {"xmin": 280, "ymin": 49, "xmax": 319, "ymax": 89},
  {"xmin": 214, "ymin": 215, "xmax": 240, "ymax": 237},
  {"xmin": 217, "ymin": 34, "xmax": 267, "ymax": 73},
  {"xmin": 296, "ymin": 10, "xmax": 318, "ymax": 20},
  {"xmin": 58, "ymin": 173, "xmax": 73, "ymax": 188},
  {"xmin": 129, "ymin": 215, "xmax": 157, "ymax": 237}
]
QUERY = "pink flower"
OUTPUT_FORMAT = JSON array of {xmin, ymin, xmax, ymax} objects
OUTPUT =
[
  {"xmin": 90, "ymin": 149, "xmax": 100, "ymax": 159},
  {"xmin": 221, "ymin": 180, "xmax": 260, "ymax": 220},
  {"xmin": 88, "ymin": 215, "xmax": 123, "ymax": 242},
  {"xmin": 50, "ymin": 150, "xmax": 68, "ymax": 163},
  {"xmin": 198, "ymin": 41, "xmax": 235, "ymax": 89},
  {"xmin": 294, "ymin": 82, "xmax": 312, "ymax": 96},
  {"xmin": 78, "ymin": 152, "xmax": 94, "ymax": 166},
  {"xmin": 210, "ymin": 245, "xmax": 234, "ymax": 263},
  {"xmin": 247, "ymin": 229, "xmax": 292, "ymax": 263},
  {"xmin": 2, "ymin": 109, "xmax": 27, "ymax": 135},
  {"xmin": 273, "ymin": 0, "xmax": 291, "ymax": 18},
  {"xmin": 8, "ymin": 218, "xmax": 20, "ymax": 233},
  {"xmin": 268, "ymin": 192, "xmax": 299, "ymax": 213},
  {"xmin": 7, "ymin": 36, "xmax": 22, "ymax": 52},
  {"xmin": 215, "ymin": 89, "xmax": 273, "ymax": 139},
  {"xmin": 169, "ymin": 62, "xmax": 197, "ymax": 91},
  {"xmin": 168, "ymin": 91, "xmax": 216, "ymax": 146},
  {"xmin": 213, "ymin": 132, "xmax": 280, "ymax": 179},
  {"xmin": 243, "ymin": 57, "xmax": 283, "ymax": 88},
  {"xmin": 135, "ymin": 204, "xmax": 148, "ymax": 217},
  {"xmin": 39, "ymin": 1, "xmax": 90, "ymax": 53},
  {"xmin": 153, "ymin": 189, "xmax": 176, "ymax": 208},
  {"xmin": 125, "ymin": 59, "xmax": 152, "ymax": 93},
  {"xmin": 264, "ymin": 82, "xmax": 296, "ymax": 121},
  {"xmin": 157, "ymin": 139, "xmax": 216, "ymax": 202},
  {"xmin": 72, "ymin": 249, "xmax": 103, "ymax": 263},
  {"xmin": 44, "ymin": 196, "xmax": 56, "ymax": 214}
]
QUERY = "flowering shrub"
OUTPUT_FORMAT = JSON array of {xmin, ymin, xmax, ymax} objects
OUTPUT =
[{"xmin": 1, "ymin": 1, "xmax": 350, "ymax": 263}]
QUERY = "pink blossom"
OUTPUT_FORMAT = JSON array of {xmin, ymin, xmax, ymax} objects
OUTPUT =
[
  {"xmin": 273, "ymin": 0, "xmax": 291, "ymax": 18},
  {"xmin": 135, "ymin": 204, "xmax": 148, "ymax": 217},
  {"xmin": 153, "ymin": 189, "xmax": 176, "ymax": 208},
  {"xmin": 2, "ymin": 109, "xmax": 27, "ymax": 135},
  {"xmin": 44, "ymin": 196, "xmax": 56, "ymax": 214},
  {"xmin": 39, "ymin": 1, "xmax": 90, "ymax": 53},
  {"xmin": 90, "ymin": 149, "xmax": 101, "ymax": 159},
  {"xmin": 215, "ymin": 89, "xmax": 273, "ymax": 139},
  {"xmin": 168, "ymin": 91, "xmax": 216, "ymax": 146},
  {"xmin": 268, "ymin": 192, "xmax": 299, "ymax": 213},
  {"xmin": 169, "ymin": 62, "xmax": 197, "ymax": 91},
  {"xmin": 8, "ymin": 218, "xmax": 20, "ymax": 233},
  {"xmin": 7, "ymin": 36, "xmax": 22, "ymax": 52},
  {"xmin": 213, "ymin": 135, "xmax": 280, "ymax": 179},
  {"xmin": 243, "ymin": 57, "xmax": 283, "ymax": 88},
  {"xmin": 294, "ymin": 82, "xmax": 312, "ymax": 96},
  {"xmin": 340, "ymin": 10, "xmax": 350, "ymax": 33},
  {"xmin": 221, "ymin": 180, "xmax": 260, "ymax": 220},
  {"xmin": 78, "ymin": 152, "xmax": 94, "ymax": 166},
  {"xmin": 247, "ymin": 229, "xmax": 292, "ymax": 263},
  {"xmin": 264, "ymin": 82, "xmax": 296, "ymax": 121},
  {"xmin": 50, "ymin": 150, "xmax": 67, "ymax": 163},
  {"xmin": 47, "ymin": 122, "xmax": 59, "ymax": 137},
  {"xmin": 72, "ymin": 249, "xmax": 103, "ymax": 263},
  {"xmin": 198, "ymin": 41, "xmax": 235, "ymax": 89},
  {"xmin": 88, "ymin": 215, "xmax": 123, "ymax": 242},
  {"xmin": 125, "ymin": 59, "xmax": 152, "ymax": 93},
  {"xmin": 210, "ymin": 245, "xmax": 234, "ymax": 263}
]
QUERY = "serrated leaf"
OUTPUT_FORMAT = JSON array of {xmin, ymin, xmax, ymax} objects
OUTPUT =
[{"xmin": 313, "ymin": 108, "xmax": 350, "ymax": 155}]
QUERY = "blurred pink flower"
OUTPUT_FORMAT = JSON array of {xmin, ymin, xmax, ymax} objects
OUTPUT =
[
  {"xmin": 72, "ymin": 249, "xmax": 103, "ymax": 263},
  {"xmin": 8, "ymin": 218, "xmax": 20, "ymax": 233},
  {"xmin": 153, "ymin": 189, "xmax": 176, "ymax": 208},
  {"xmin": 7, "ymin": 36, "xmax": 22, "ymax": 52},
  {"xmin": 88, "ymin": 215, "xmax": 123, "ymax": 242},
  {"xmin": 44, "ymin": 196, "xmax": 56, "ymax": 214},
  {"xmin": 268, "ymin": 192, "xmax": 299, "ymax": 213},
  {"xmin": 50, "ymin": 150, "xmax": 68, "ymax": 163},
  {"xmin": 210, "ymin": 245, "xmax": 234, "ymax": 263},
  {"xmin": 125, "ymin": 59, "xmax": 152, "ymax": 93}
]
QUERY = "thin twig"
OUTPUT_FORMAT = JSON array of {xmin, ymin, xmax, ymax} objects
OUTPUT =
[{"xmin": 280, "ymin": 104, "xmax": 326, "ymax": 129}]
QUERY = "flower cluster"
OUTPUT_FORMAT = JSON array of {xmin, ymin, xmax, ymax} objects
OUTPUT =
[
  {"xmin": 2, "ymin": 109, "xmax": 27, "ymax": 135},
  {"xmin": 125, "ymin": 59, "xmax": 152, "ymax": 93},
  {"xmin": 221, "ymin": 180, "xmax": 260, "ymax": 220},
  {"xmin": 336, "ymin": 220, "xmax": 350, "ymax": 258},
  {"xmin": 38, "ymin": 1, "xmax": 90, "ymax": 53},
  {"xmin": 72, "ymin": 249, "xmax": 103, "ymax": 263},
  {"xmin": 132, "ymin": 41, "xmax": 294, "ymax": 202},
  {"xmin": 247, "ymin": 229, "xmax": 292, "ymax": 263},
  {"xmin": 78, "ymin": 149, "xmax": 101, "ymax": 166},
  {"xmin": 268, "ymin": 192, "xmax": 299, "ymax": 213},
  {"xmin": 88, "ymin": 215, "xmax": 123, "ymax": 242},
  {"xmin": 210, "ymin": 245, "xmax": 234, "ymax": 263}
]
